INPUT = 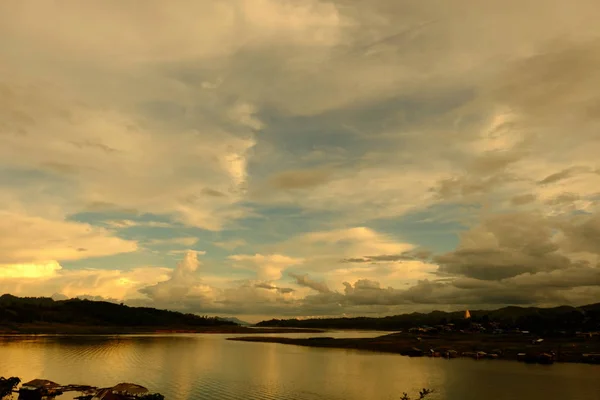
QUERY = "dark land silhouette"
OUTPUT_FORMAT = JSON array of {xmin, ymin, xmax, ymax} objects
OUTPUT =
[
  {"xmin": 0, "ymin": 376, "xmax": 165, "ymax": 400},
  {"xmin": 0, "ymin": 294, "xmax": 321, "ymax": 334},
  {"xmin": 234, "ymin": 302, "xmax": 600, "ymax": 365},
  {"xmin": 256, "ymin": 303, "xmax": 600, "ymax": 333}
]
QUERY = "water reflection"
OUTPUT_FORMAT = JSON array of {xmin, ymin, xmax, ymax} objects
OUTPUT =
[{"xmin": 1, "ymin": 333, "xmax": 599, "ymax": 400}]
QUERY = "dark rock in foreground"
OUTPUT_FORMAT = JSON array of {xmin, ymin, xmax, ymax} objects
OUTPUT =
[{"xmin": 0, "ymin": 377, "xmax": 20, "ymax": 398}]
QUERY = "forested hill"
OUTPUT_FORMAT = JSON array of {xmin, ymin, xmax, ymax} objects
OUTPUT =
[
  {"xmin": 0, "ymin": 294, "xmax": 236, "ymax": 329},
  {"xmin": 256, "ymin": 303, "xmax": 600, "ymax": 333}
]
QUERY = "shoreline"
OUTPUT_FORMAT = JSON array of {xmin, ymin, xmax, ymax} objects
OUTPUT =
[{"xmin": 229, "ymin": 332, "xmax": 600, "ymax": 365}]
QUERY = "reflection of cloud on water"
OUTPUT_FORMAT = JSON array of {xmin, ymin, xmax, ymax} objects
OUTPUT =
[
  {"xmin": 0, "ymin": 332, "xmax": 442, "ymax": 400},
  {"xmin": 241, "ymin": 341, "xmax": 282, "ymax": 397},
  {"xmin": 145, "ymin": 335, "xmax": 218, "ymax": 399},
  {"xmin": 3, "ymin": 335, "xmax": 599, "ymax": 400}
]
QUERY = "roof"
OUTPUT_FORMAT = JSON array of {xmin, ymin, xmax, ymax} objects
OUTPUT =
[
  {"xmin": 22, "ymin": 379, "xmax": 60, "ymax": 389},
  {"xmin": 92, "ymin": 388, "xmax": 118, "ymax": 400},
  {"xmin": 92, "ymin": 383, "xmax": 150, "ymax": 399},
  {"xmin": 111, "ymin": 383, "xmax": 148, "ymax": 394}
]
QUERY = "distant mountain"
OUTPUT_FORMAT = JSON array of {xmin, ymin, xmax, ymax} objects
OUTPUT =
[
  {"xmin": 217, "ymin": 316, "xmax": 251, "ymax": 326},
  {"xmin": 0, "ymin": 294, "xmax": 238, "ymax": 331},
  {"xmin": 256, "ymin": 303, "xmax": 600, "ymax": 333}
]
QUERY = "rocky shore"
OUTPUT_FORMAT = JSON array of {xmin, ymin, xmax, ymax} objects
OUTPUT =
[{"xmin": 229, "ymin": 332, "xmax": 600, "ymax": 364}]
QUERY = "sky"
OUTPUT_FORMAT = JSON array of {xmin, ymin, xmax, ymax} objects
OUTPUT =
[{"xmin": 1, "ymin": 0, "xmax": 600, "ymax": 323}]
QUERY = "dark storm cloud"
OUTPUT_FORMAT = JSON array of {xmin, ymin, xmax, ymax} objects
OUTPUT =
[
  {"xmin": 435, "ymin": 248, "xmax": 570, "ymax": 281},
  {"xmin": 557, "ymin": 214, "xmax": 600, "ymax": 255},
  {"xmin": 505, "ymin": 267, "xmax": 600, "ymax": 289},
  {"xmin": 434, "ymin": 213, "xmax": 572, "ymax": 280},
  {"xmin": 300, "ymin": 278, "xmax": 542, "ymax": 309}
]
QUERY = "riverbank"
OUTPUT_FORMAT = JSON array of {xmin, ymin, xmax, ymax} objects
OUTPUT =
[
  {"xmin": 229, "ymin": 332, "xmax": 600, "ymax": 364},
  {"xmin": 0, "ymin": 323, "xmax": 325, "ymax": 335}
]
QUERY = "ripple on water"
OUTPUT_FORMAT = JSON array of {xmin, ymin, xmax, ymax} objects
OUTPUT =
[{"xmin": 1, "ymin": 334, "xmax": 599, "ymax": 400}]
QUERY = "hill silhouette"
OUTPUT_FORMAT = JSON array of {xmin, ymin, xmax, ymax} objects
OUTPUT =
[
  {"xmin": 256, "ymin": 303, "xmax": 600, "ymax": 334},
  {"xmin": 0, "ymin": 294, "xmax": 236, "ymax": 332}
]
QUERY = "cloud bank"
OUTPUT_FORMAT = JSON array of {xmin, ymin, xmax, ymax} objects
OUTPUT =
[{"xmin": 1, "ymin": 0, "xmax": 599, "ymax": 320}]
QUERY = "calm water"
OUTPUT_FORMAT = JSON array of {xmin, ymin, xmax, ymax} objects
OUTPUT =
[{"xmin": 1, "ymin": 332, "xmax": 599, "ymax": 400}]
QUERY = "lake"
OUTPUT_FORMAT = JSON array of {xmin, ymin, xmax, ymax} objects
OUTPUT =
[{"xmin": 1, "ymin": 331, "xmax": 599, "ymax": 400}]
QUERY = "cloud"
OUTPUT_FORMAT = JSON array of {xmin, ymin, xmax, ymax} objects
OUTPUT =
[
  {"xmin": 253, "ymin": 166, "xmax": 446, "ymax": 223},
  {"xmin": 435, "ymin": 212, "xmax": 571, "ymax": 280},
  {"xmin": 434, "ymin": 173, "xmax": 519, "ymax": 201},
  {"xmin": 228, "ymin": 253, "xmax": 304, "ymax": 281},
  {"xmin": 269, "ymin": 227, "xmax": 439, "ymax": 295},
  {"xmin": 212, "ymin": 239, "xmax": 247, "ymax": 251},
  {"xmin": 545, "ymin": 192, "xmax": 580, "ymax": 206},
  {"xmin": 146, "ymin": 237, "xmax": 199, "ymax": 247},
  {"xmin": 0, "ymin": 211, "xmax": 137, "ymax": 265},
  {"xmin": 254, "ymin": 282, "xmax": 295, "ymax": 294},
  {"xmin": 538, "ymin": 166, "xmax": 593, "ymax": 185},
  {"xmin": 130, "ymin": 253, "xmax": 305, "ymax": 319},
  {"xmin": 0, "ymin": 264, "xmax": 172, "ymax": 301},
  {"xmin": 504, "ymin": 268, "xmax": 600, "ymax": 289},
  {"xmin": 139, "ymin": 251, "xmax": 212, "ymax": 302},
  {"xmin": 510, "ymin": 193, "xmax": 537, "ymax": 206},
  {"xmin": 105, "ymin": 220, "xmax": 174, "ymax": 229},
  {"xmin": 0, "ymin": 261, "xmax": 62, "ymax": 279},
  {"xmin": 490, "ymin": 38, "xmax": 600, "ymax": 125},
  {"xmin": 200, "ymin": 188, "xmax": 227, "ymax": 198},
  {"xmin": 289, "ymin": 273, "xmax": 330, "ymax": 293},
  {"xmin": 557, "ymin": 214, "xmax": 600, "ymax": 255},
  {"xmin": 341, "ymin": 250, "xmax": 432, "ymax": 263},
  {"xmin": 0, "ymin": 80, "xmax": 257, "ymax": 231},
  {"xmin": 269, "ymin": 168, "xmax": 332, "ymax": 190},
  {"xmin": 292, "ymin": 227, "xmax": 414, "ymax": 258},
  {"xmin": 6, "ymin": 243, "xmax": 589, "ymax": 321},
  {"xmin": 1, "ymin": 1, "xmax": 600, "ymax": 319}
]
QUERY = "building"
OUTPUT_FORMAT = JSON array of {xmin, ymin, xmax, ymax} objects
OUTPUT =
[
  {"xmin": 19, "ymin": 379, "xmax": 62, "ymax": 399},
  {"xmin": 91, "ymin": 382, "xmax": 162, "ymax": 400}
]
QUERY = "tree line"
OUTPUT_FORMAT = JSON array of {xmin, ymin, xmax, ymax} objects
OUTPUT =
[
  {"xmin": 256, "ymin": 303, "xmax": 600, "ymax": 334},
  {"xmin": 0, "ymin": 294, "xmax": 236, "ymax": 328}
]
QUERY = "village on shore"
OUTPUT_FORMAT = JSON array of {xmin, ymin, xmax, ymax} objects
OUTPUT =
[
  {"xmin": 233, "ymin": 309, "xmax": 600, "ymax": 365},
  {"xmin": 0, "ymin": 377, "xmax": 164, "ymax": 400}
]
